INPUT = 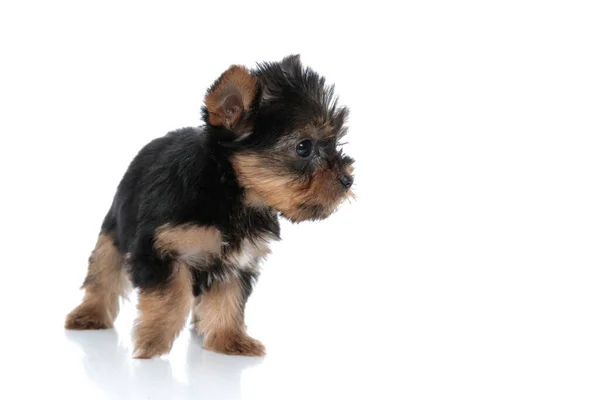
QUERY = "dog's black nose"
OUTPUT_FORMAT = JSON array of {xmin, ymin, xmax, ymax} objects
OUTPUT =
[{"xmin": 339, "ymin": 174, "xmax": 353, "ymax": 190}]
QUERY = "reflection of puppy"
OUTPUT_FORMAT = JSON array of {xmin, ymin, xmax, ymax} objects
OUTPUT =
[
  {"xmin": 65, "ymin": 55, "xmax": 354, "ymax": 358},
  {"xmin": 65, "ymin": 330, "xmax": 261, "ymax": 398}
]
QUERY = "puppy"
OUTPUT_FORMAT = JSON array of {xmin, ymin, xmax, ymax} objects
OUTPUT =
[{"xmin": 65, "ymin": 55, "xmax": 354, "ymax": 358}]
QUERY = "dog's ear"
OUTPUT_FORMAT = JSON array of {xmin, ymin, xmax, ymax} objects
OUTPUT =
[{"xmin": 204, "ymin": 65, "xmax": 257, "ymax": 130}]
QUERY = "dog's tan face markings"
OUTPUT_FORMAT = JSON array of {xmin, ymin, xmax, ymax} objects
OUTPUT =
[
  {"xmin": 232, "ymin": 153, "xmax": 354, "ymax": 222},
  {"xmin": 65, "ymin": 233, "xmax": 130, "ymax": 330},
  {"xmin": 201, "ymin": 57, "xmax": 353, "ymax": 223}
]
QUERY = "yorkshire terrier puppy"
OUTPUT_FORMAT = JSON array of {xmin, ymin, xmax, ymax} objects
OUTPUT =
[{"xmin": 65, "ymin": 55, "xmax": 354, "ymax": 358}]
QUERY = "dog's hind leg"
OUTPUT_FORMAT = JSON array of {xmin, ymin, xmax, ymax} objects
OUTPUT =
[{"xmin": 65, "ymin": 233, "xmax": 129, "ymax": 330}]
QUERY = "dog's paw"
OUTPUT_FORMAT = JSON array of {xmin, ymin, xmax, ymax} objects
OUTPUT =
[
  {"xmin": 132, "ymin": 337, "xmax": 173, "ymax": 359},
  {"xmin": 204, "ymin": 331, "xmax": 266, "ymax": 357},
  {"xmin": 65, "ymin": 305, "xmax": 112, "ymax": 330}
]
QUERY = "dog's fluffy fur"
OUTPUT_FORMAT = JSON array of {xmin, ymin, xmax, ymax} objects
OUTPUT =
[{"xmin": 65, "ymin": 55, "xmax": 354, "ymax": 358}]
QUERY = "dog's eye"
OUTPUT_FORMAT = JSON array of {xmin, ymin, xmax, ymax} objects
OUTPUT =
[{"xmin": 295, "ymin": 140, "xmax": 313, "ymax": 158}]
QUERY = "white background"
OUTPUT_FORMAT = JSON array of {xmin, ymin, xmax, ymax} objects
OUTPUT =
[{"xmin": 1, "ymin": 1, "xmax": 599, "ymax": 399}]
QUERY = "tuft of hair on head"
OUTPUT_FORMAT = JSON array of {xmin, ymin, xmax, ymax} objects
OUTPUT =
[
  {"xmin": 203, "ymin": 65, "xmax": 258, "ymax": 133},
  {"xmin": 281, "ymin": 54, "xmax": 301, "ymax": 74},
  {"xmin": 256, "ymin": 53, "xmax": 349, "ymax": 133}
]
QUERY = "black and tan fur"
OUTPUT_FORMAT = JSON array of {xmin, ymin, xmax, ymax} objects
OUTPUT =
[{"xmin": 65, "ymin": 55, "xmax": 354, "ymax": 358}]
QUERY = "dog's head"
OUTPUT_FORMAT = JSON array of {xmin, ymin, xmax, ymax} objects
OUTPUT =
[{"xmin": 202, "ymin": 55, "xmax": 354, "ymax": 222}]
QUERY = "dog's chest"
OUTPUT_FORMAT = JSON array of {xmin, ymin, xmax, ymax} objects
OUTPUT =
[
  {"xmin": 222, "ymin": 234, "xmax": 272, "ymax": 269},
  {"xmin": 219, "ymin": 205, "xmax": 280, "ymax": 269}
]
